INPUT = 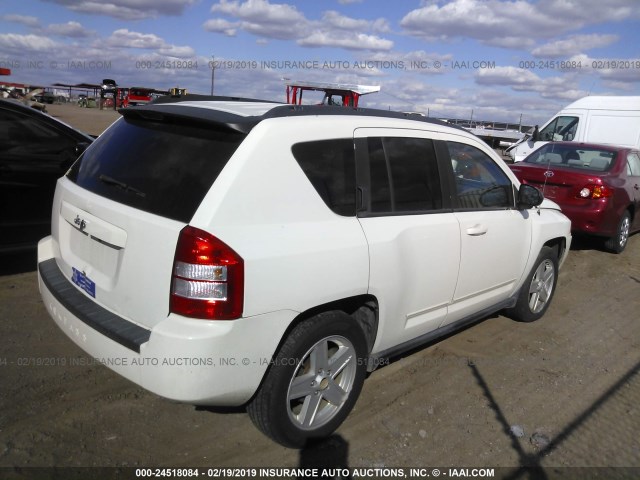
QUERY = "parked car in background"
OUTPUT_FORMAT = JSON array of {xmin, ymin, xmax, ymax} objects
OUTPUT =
[
  {"xmin": 34, "ymin": 91, "xmax": 56, "ymax": 104},
  {"xmin": 0, "ymin": 99, "xmax": 93, "ymax": 255},
  {"xmin": 38, "ymin": 97, "xmax": 571, "ymax": 447},
  {"xmin": 101, "ymin": 79, "xmax": 117, "ymax": 96},
  {"xmin": 510, "ymin": 142, "xmax": 640, "ymax": 253},
  {"xmin": 124, "ymin": 87, "xmax": 152, "ymax": 106},
  {"xmin": 1, "ymin": 87, "xmax": 48, "ymax": 112}
]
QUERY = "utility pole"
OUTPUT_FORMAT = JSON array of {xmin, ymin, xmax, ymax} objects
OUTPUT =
[{"xmin": 211, "ymin": 55, "xmax": 215, "ymax": 96}]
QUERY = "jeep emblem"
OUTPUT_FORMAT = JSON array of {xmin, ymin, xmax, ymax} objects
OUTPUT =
[{"xmin": 74, "ymin": 215, "xmax": 87, "ymax": 231}]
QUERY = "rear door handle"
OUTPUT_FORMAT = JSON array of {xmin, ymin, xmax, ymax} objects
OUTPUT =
[{"xmin": 466, "ymin": 224, "xmax": 488, "ymax": 236}]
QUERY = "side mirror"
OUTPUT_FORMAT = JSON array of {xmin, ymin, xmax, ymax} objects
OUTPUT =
[{"xmin": 518, "ymin": 184, "xmax": 543, "ymax": 209}]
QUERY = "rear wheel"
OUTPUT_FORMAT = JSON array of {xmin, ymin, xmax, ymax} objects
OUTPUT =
[
  {"xmin": 507, "ymin": 246, "xmax": 558, "ymax": 322},
  {"xmin": 604, "ymin": 210, "xmax": 631, "ymax": 254},
  {"xmin": 247, "ymin": 312, "xmax": 367, "ymax": 448}
]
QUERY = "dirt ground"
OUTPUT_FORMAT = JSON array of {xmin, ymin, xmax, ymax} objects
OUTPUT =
[{"xmin": 1, "ymin": 104, "xmax": 639, "ymax": 479}]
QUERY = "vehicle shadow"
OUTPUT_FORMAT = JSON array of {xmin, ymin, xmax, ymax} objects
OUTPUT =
[
  {"xmin": 298, "ymin": 435, "xmax": 351, "ymax": 479},
  {"xmin": 568, "ymin": 234, "xmax": 607, "ymax": 252},
  {"xmin": 473, "ymin": 359, "xmax": 640, "ymax": 478},
  {"xmin": 382, "ymin": 312, "xmax": 503, "ymax": 370},
  {"xmin": 569, "ymin": 232, "xmax": 639, "ymax": 253}
]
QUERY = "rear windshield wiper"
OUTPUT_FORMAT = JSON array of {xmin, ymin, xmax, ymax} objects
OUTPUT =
[{"xmin": 99, "ymin": 174, "xmax": 146, "ymax": 198}]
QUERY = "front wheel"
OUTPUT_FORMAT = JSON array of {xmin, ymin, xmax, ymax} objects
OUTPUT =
[
  {"xmin": 247, "ymin": 312, "xmax": 367, "ymax": 448},
  {"xmin": 506, "ymin": 246, "xmax": 558, "ymax": 322},
  {"xmin": 604, "ymin": 210, "xmax": 631, "ymax": 254}
]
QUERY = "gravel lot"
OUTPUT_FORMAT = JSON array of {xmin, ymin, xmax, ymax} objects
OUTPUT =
[{"xmin": 1, "ymin": 104, "xmax": 639, "ymax": 478}]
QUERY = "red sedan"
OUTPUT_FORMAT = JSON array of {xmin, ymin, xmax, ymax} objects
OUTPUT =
[{"xmin": 510, "ymin": 142, "xmax": 640, "ymax": 253}]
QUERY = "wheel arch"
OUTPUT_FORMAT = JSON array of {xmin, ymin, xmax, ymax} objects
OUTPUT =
[
  {"xmin": 626, "ymin": 204, "xmax": 635, "ymax": 225},
  {"xmin": 543, "ymin": 236, "xmax": 567, "ymax": 261},
  {"xmin": 284, "ymin": 295, "xmax": 379, "ymax": 355}
]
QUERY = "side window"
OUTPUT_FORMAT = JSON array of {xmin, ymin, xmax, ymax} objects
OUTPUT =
[
  {"xmin": 0, "ymin": 107, "xmax": 76, "ymax": 156},
  {"xmin": 291, "ymin": 138, "xmax": 356, "ymax": 216},
  {"xmin": 627, "ymin": 153, "xmax": 640, "ymax": 177},
  {"xmin": 447, "ymin": 142, "xmax": 512, "ymax": 210},
  {"xmin": 367, "ymin": 137, "xmax": 442, "ymax": 214},
  {"xmin": 539, "ymin": 116, "xmax": 579, "ymax": 141}
]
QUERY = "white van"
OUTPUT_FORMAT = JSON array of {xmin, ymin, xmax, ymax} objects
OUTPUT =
[{"xmin": 507, "ymin": 96, "xmax": 640, "ymax": 162}]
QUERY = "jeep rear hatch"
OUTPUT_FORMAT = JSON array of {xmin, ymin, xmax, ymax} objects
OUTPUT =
[{"xmin": 50, "ymin": 111, "xmax": 247, "ymax": 331}]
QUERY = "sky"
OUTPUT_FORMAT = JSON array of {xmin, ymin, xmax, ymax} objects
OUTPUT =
[{"xmin": 1, "ymin": 0, "xmax": 639, "ymax": 125}]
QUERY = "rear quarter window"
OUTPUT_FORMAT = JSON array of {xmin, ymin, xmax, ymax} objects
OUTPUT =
[
  {"xmin": 292, "ymin": 138, "xmax": 356, "ymax": 216},
  {"xmin": 67, "ymin": 117, "xmax": 246, "ymax": 222}
]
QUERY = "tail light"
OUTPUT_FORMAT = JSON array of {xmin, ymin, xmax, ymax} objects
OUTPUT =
[
  {"xmin": 576, "ymin": 184, "xmax": 612, "ymax": 199},
  {"xmin": 170, "ymin": 226, "xmax": 244, "ymax": 320}
]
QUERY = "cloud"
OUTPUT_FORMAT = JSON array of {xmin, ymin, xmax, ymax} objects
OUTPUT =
[
  {"xmin": 158, "ymin": 45, "xmax": 196, "ymax": 57},
  {"xmin": 107, "ymin": 29, "xmax": 165, "ymax": 49},
  {"xmin": 42, "ymin": 0, "xmax": 197, "ymax": 20},
  {"xmin": 532, "ymin": 34, "xmax": 619, "ymax": 58},
  {"xmin": 401, "ymin": 0, "xmax": 639, "ymax": 48},
  {"xmin": 401, "ymin": 0, "xmax": 561, "ymax": 46},
  {"xmin": 210, "ymin": 0, "xmax": 308, "ymax": 39},
  {"xmin": 47, "ymin": 21, "xmax": 94, "ymax": 38},
  {"xmin": 0, "ymin": 33, "xmax": 58, "ymax": 52},
  {"xmin": 106, "ymin": 29, "xmax": 194, "ymax": 57},
  {"xmin": 484, "ymin": 37, "xmax": 535, "ymax": 49},
  {"xmin": 320, "ymin": 10, "xmax": 390, "ymax": 34},
  {"xmin": 1, "ymin": 14, "xmax": 40, "ymax": 28},
  {"xmin": 475, "ymin": 66, "xmax": 588, "ymax": 101},
  {"xmin": 203, "ymin": 19, "xmax": 238, "ymax": 36},
  {"xmin": 567, "ymin": 53, "xmax": 640, "ymax": 84},
  {"xmin": 541, "ymin": 0, "xmax": 637, "ymax": 24},
  {"xmin": 207, "ymin": 0, "xmax": 394, "ymax": 50},
  {"xmin": 360, "ymin": 49, "xmax": 452, "ymax": 75},
  {"xmin": 298, "ymin": 32, "xmax": 393, "ymax": 51}
]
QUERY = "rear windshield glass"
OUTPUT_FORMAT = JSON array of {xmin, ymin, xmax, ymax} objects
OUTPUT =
[
  {"xmin": 524, "ymin": 144, "xmax": 617, "ymax": 172},
  {"xmin": 67, "ymin": 117, "xmax": 246, "ymax": 222}
]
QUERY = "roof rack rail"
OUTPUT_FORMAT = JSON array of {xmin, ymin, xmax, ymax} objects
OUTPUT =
[{"xmin": 150, "ymin": 94, "xmax": 279, "ymax": 105}]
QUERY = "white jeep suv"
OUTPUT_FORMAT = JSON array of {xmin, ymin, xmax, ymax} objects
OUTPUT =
[{"xmin": 38, "ymin": 96, "xmax": 571, "ymax": 447}]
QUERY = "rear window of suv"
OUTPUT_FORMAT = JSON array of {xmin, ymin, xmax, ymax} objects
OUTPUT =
[{"xmin": 67, "ymin": 117, "xmax": 246, "ymax": 222}]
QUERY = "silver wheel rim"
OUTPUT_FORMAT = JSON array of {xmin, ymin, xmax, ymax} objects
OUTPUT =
[
  {"xmin": 287, "ymin": 335, "xmax": 357, "ymax": 431},
  {"xmin": 618, "ymin": 216, "xmax": 630, "ymax": 249},
  {"xmin": 528, "ymin": 259, "xmax": 555, "ymax": 314}
]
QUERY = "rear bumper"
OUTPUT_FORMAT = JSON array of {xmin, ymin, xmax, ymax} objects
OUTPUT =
[
  {"xmin": 37, "ymin": 236, "xmax": 294, "ymax": 406},
  {"xmin": 559, "ymin": 200, "xmax": 619, "ymax": 237}
]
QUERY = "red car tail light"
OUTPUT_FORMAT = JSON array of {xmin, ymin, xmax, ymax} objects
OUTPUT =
[
  {"xmin": 576, "ymin": 184, "xmax": 612, "ymax": 199},
  {"xmin": 170, "ymin": 226, "xmax": 244, "ymax": 320}
]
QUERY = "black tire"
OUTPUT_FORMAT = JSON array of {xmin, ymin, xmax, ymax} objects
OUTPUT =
[
  {"xmin": 604, "ymin": 210, "xmax": 631, "ymax": 254},
  {"xmin": 506, "ymin": 246, "xmax": 558, "ymax": 322},
  {"xmin": 247, "ymin": 311, "xmax": 367, "ymax": 448}
]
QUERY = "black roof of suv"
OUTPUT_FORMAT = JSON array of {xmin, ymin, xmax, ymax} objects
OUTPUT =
[{"xmin": 123, "ymin": 94, "xmax": 465, "ymax": 134}]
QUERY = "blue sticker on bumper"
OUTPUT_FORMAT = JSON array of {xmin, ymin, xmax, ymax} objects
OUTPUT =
[{"xmin": 72, "ymin": 268, "xmax": 96, "ymax": 298}]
